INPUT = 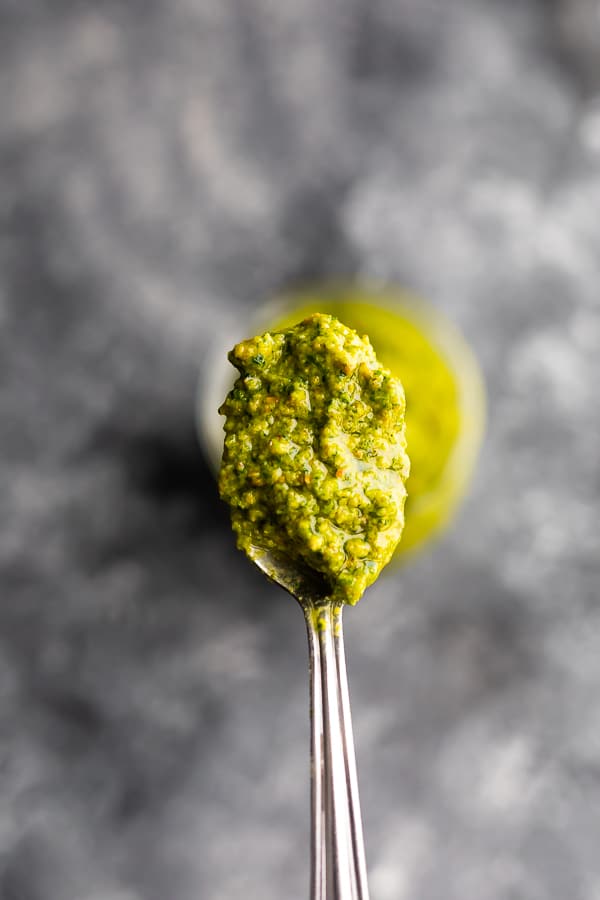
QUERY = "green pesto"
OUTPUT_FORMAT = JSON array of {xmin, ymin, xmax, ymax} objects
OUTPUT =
[
  {"xmin": 267, "ymin": 293, "xmax": 463, "ymax": 556},
  {"xmin": 218, "ymin": 314, "xmax": 410, "ymax": 605}
]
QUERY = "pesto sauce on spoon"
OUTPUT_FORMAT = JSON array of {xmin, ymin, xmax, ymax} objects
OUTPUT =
[{"xmin": 218, "ymin": 314, "xmax": 410, "ymax": 605}]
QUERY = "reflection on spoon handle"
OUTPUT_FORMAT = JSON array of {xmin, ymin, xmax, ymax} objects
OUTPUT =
[
  {"xmin": 304, "ymin": 603, "xmax": 370, "ymax": 900},
  {"xmin": 334, "ymin": 608, "xmax": 370, "ymax": 900},
  {"xmin": 306, "ymin": 613, "xmax": 325, "ymax": 900}
]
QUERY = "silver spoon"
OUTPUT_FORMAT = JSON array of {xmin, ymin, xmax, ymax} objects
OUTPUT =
[{"xmin": 247, "ymin": 544, "xmax": 370, "ymax": 900}]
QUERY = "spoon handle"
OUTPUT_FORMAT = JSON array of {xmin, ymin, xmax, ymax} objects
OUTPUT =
[
  {"xmin": 334, "ymin": 610, "xmax": 370, "ymax": 900},
  {"xmin": 306, "ymin": 612, "xmax": 326, "ymax": 900},
  {"xmin": 304, "ymin": 603, "xmax": 370, "ymax": 900}
]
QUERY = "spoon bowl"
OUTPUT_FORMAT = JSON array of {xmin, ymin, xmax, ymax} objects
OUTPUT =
[{"xmin": 247, "ymin": 544, "xmax": 331, "ymax": 606}]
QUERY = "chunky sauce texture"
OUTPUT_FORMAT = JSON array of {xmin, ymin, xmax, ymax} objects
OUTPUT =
[
  {"xmin": 267, "ymin": 293, "xmax": 464, "ymax": 556},
  {"xmin": 218, "ymin": 314, "xmax": 410, "ymax": 605}
]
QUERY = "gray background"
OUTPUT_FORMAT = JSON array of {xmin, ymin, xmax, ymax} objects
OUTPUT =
[{"xmin": 2, "ymin": 1, "xmax": 600, "ymax": 898}]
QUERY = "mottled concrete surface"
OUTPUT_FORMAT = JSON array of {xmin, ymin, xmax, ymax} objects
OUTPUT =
[{"xmin": 1, "ymin": 1, "xmax": 600, "ymax": 898}]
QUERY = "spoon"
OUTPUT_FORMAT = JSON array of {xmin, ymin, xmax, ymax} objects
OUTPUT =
[{"xmin": 248, "ymin": 544, "xmax": 370, "ymax": 900}]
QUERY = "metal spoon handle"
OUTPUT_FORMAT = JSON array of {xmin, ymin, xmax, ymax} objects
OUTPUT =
[
  {"xmin": 334, "ymin": 610, "xmax": 370, "ymax": 900},
  {"xmin": 306, "ymin": 612, "xmax": 326, "ymax": 900},
  {"xmin": 305, "ymin": 603, "xmax": 370, "ymax": 900}
]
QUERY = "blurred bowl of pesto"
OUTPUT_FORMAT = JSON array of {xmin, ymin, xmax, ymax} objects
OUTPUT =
[{"xmin": 198, "ymin": 284, "xmax": 486, "ymax": 560}]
